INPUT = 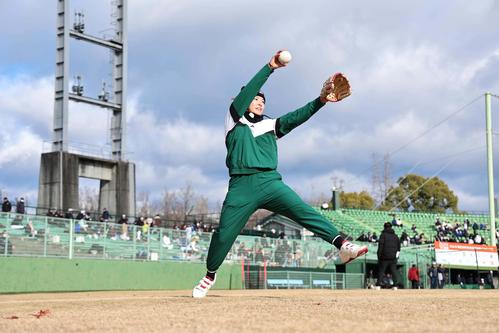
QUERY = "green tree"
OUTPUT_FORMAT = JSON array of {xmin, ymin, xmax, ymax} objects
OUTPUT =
[
  {"xmin": 379, "ymin": 174, "xmax": 459, "ymax": 213},
  {"xmin": 340, "ymin": 191, "xmax": 375, "ymax": 209}
]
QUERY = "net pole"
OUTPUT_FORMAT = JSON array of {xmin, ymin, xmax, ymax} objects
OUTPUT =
[
  {"xmin": 241, "ymin": 257, "xmax": 245, "ymax": 289},
  {"xmin": 485, "ymin": 92, "xmax": 497, "ymax": 246},
  {"xmin": 263, "ymin": 259, "xmax": 267, "ymax": 289}
]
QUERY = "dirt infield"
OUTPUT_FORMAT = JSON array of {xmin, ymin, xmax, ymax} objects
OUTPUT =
[{"xmin": 0, "ymin": 289, "xmax": 498, "ymax": 332}]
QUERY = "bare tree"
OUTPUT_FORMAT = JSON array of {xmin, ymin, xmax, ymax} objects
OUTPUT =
[
  {"xmin": 193, "ymin": 196, "xmax": 209, "ymax": 215},
  {"xmin": 382, "ymin": 153, "xmax": 392, "ymax": 202},
  {"xmin": 137, "ymin": 191, "xmax": 151, "ymax": 217},
  {"xmin": 371, "ymin": 153, "xmax": 392, "ymax": 205},
  {"xmin": 158, "ymin": 183, "xmax": 207, "ymax": 224},
  {"xmin": 178, "ymin": 182, "xmax": 195, "ymax": 218},
  {"xmin": 160, "ymin": 189, "xmax": 176, "ymax": 216},
  {"xmin": 79, "ymin": 186, "xmax": 99, "ymax": 212}
]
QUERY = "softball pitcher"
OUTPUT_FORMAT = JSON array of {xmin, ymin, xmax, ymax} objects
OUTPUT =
[{"xmin": 193, "ymin": 50, "xmax": 367, "ymax": 298}]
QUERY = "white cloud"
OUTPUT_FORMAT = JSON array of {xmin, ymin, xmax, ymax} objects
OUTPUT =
[
  {"xmin": 0, "ymin": 129, "xmax": 42, "ymax": 167},
  {"xmin": 454, "ymin": 189, "xmax": 489, "ymax": 213},
  {"xmin": 2, "ymin": 0, "xmax": 499, "ymax": 213},
  {"xmin": 134, "ymin": 161, "xmax": 228, "ymax": 204},
  {"xmin": 127, "ymin": 111, "xmax": 225, "ymax": 167},
  {"xmin": 0, "ymin": 75, "xmax": 53, "ymax": 130}
]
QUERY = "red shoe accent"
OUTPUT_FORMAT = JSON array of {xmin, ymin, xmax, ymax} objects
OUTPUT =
[{"xmin": 344, "ymin": 246, "xmax": 368, "ymax": 264}]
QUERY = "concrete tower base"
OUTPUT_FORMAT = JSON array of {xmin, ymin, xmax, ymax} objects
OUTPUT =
[{"xmin": 37, "ymin": 151, "xmax": 136, "ymax": 217}]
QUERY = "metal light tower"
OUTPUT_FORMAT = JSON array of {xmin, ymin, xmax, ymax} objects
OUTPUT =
[
  {"xmin": 53, "ymin": 0, "xmax": 127, "ymax": 159},
  {"xmin": 38, "ymin": 0, "xmax": 135, "ymax": 218},
  {"xmin": 485, "ymin": 92, "xmax": 497, "ymax": 246}
]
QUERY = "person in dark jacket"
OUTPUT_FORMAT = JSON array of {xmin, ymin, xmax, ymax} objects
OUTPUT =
[
  {"xmin": 2, "ymin": 197, "xmax": 12, "ymax": 213},
  {"xmin": 15, "ymin": 197, "xmax": 25, "ymax": 214},
  {"xmin": 377, "ymin": 222, "xmax": 401, "ymax": 288}
]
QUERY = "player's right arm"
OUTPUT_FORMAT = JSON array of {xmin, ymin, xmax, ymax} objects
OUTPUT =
[
  {"xmin": 229, "ymin": 65, "xmax": 273, "ymax": 122},
  {"xmin": 228, "ymin": 51, "xmax": 286, "ymax": 122}
]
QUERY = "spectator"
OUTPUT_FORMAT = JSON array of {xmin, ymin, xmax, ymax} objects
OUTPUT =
[
  {"xmin": 381, "ymin": 273, "xmax": 394, "ymax": 288},
  {"xmin": 134, "ymin": 216, "xmax": 144, "ymax": 240},
  {"xmin": 65, "ymin": 208, "xmax": 74, "ymax": 219},
  {"xmin": 428, "ymin": 263, "xmax": 438, "ymax": 289},
  {"xmin": 413, "ymin": 233, "xmax": 422, "ymax": 245},
  {"xmin": 118, "ymin": 214, "xmax": 129, "ymax": 240},
  {"xmin": 187, "ymin": 235, "xmax": 200, "ymax": 256},
  {"xmin": 468, "ymin": 235, "xmax": 475, "ymax": 244},
  {"xmin": 294, "ymin": 246, "xmax": 303, "ymax": 267},
  {"xmin": 366, "ymin": 270, "xmax": 376, "ymax": 289},
  {"xmin": 377, "ymin": 222, "xmax": 401, "ymax": 289},
  {"xmin": 357, "ymin": 231, "xmax": 368, "ymax": 242},
  {"xmin": 419, "ymin": 233, "xmax": 426, "ymax": 244},
  {"xmin": 55, "ymin": 209, "xmax": 65, "ymax": 218},
  {"xmin": 2, "ymin": 197, "xmax": 12, "ymax": 213},
  {"xmin": 101, "ymin": 208, "xmax": 111, "ymax": 222},
  {"xmin": 407, "ymin": 264, "xmax": 420, "ymax": 289},
  {"xmin": 400, "ymin": 231, "xmax": 409, "ymax": 247},
  {"xmin": 16, "ymin": 197, "xmax": 25, "ymax": 214},
  {"xmin": 77, "ymin": 218, "xmax": 89, "ymax": 233},
  {"xmin": 437, "ymin": 264, "xmax": 445, "ymax": 289},
  {"xmin": 474, "ymin": 234, "xmax": 483, "ymax": 245},
  {"xmin": 153, "ymin": 214, "xmax": 162, "ymax": 228},
  {"xmin": 463, "ymin": 219, "xmax": 469, "ymax": 232},
  {"xmin": 143, "ymin": 217, "xmax": 152, "ymax": 238},
  {"xmin": 25, "ymin": 221, "xmax": 37, "ymax": 238},
  {"xmin": 76, "ymin": 210, "xmax": 85, "ymax": 220},
  {"xmin": 162, "ymin": 234, "xmax": 173, "ymax": 249},
  {"xmin": 457, "ymin": 273, "xmax": 464, "ymax": 288},
  {"xmin": 185, "ymin": 224, "xmax": 194, "ymax": 241}
]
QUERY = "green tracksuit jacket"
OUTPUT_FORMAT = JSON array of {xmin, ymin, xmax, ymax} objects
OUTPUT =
[{"xmin": 206, "ymin": 64, "xmax": 340, "ymax": 272}]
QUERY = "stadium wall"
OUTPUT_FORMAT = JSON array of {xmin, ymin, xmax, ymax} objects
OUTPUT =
[{"xmin": 0, "ymin": 258, "xmax": 242, "ymax": 293}]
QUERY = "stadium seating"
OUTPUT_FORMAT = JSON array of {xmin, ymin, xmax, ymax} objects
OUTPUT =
[
  {"xmin": 315, "ymin": 208, "xmax": 492, "ymax": 245},
  {"xmin": 0, "ymin": 208, "xmax": 494, "ymax": 270}
]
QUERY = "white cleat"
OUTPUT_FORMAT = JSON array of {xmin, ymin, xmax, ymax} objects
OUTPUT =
[
  {"xmin": 192, "ymin": 275, "xmax": 216, "ymax": 298},
  {"xmin": 338, "ymin": 241, "xmax": 368, "ymax": 264}
]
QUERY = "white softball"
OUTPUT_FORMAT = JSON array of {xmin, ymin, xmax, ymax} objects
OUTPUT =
[{"xmin": 278, "ymin": 50, "xmax": 292, "ymax": 64}]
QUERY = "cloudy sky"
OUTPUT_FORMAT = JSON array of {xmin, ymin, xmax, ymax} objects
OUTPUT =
[{"xmin": 1, "ymin": 0, "xmax": 499, "ymax": 212}]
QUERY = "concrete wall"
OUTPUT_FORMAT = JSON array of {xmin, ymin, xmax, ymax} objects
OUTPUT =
[
  {"xmin": 37, "ymin": 152, "xmax": 136, "ymax": 217},
  {"xmin": 0, "ymin": 258, "xmax": 242, "ymax": 293}
]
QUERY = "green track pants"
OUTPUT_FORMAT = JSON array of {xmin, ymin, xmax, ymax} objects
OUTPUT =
[{"xmin": 206, "ymin": 171, "xmax": 340, "ymax": 272}]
